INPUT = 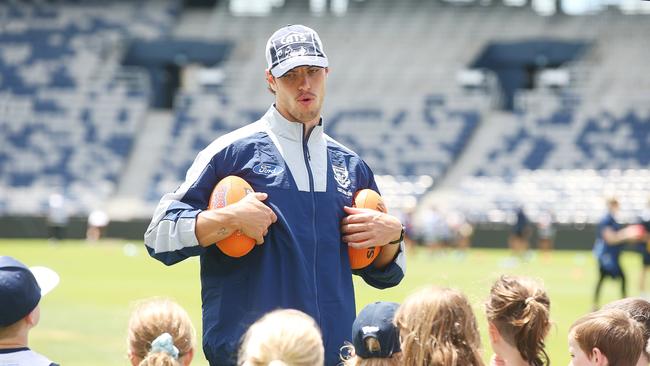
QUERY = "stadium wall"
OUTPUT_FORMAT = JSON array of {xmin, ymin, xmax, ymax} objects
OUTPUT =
[{"xmin": 0, "ymin": 216, "xmax": 598, "ymax": 250}]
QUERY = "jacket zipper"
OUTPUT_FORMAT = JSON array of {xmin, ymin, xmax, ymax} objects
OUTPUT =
[{"xmin": 302, "ymin": 124, "xmax": 320, "ymax": 324}]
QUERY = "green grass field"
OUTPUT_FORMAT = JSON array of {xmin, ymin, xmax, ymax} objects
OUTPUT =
[{"xmin": 1, "ymin": 239, "xmax": 644, "ymax": 365}]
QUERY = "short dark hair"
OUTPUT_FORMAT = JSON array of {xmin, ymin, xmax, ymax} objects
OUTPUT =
[{"xmin": 570, "ymin": 308, "xmax": 644, "ymax": 365}]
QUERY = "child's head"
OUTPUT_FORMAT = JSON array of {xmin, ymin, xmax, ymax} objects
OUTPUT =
[
  {"xmin": 394, "ymin": 286, "xmax": 483, "ymax": 366},
  {"xmin": 0, "ymin": 256, "xmax": 59, "ymax": 340},
  {"xmin": 603, "ymin": 298, "xmax": 650, "ymax": 365},
  {"xmin": 485, "ymin": 275, "xmax": 551, "ymax": 366},
  {"xmin": 127, "ymin": 298, "xmax": 196, "ymax": 366},
  {"xmin": 238, "ymin": 309, "xmax": 324, "ymax": 366},
  {"xmin": 343, "ymin": 301, "xmax": 402, "ymax": 366},
  {"xmin": 569, "ymin": 308, "xmax": 644, "ymax": 366}
]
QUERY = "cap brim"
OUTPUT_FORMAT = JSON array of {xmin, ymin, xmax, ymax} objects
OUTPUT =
[
  {"xmin": 271, "ymin": 56, "xmax": 328, "ymax": 77},
  {"xmin": 30, "ymin": 266, "xmax": 59, "ymax": 296}
]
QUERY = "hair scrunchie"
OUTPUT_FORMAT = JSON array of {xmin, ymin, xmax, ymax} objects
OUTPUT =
[{"xmin": 150, "ymin": 332, "xmax": 179, "ymax": 359}]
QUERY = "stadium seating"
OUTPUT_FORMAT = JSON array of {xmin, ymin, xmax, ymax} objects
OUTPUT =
[
  {"xmin": 476, "ymin": 91, "xmax": 650, "ymax": 176},
  {"xmin": 2, "ymin": 0, "xmax": 650, "ymax": 224},
  {"xmin": 146, "ymin": 90, "xmax": 253, "ymax": 202},
  {"xmin": 449, "ymin": 169, "xmax": 650, "ymax": 225},
  {"xmin": 0, "ymin": 1, "xmax": 178, "ymax": 215}
]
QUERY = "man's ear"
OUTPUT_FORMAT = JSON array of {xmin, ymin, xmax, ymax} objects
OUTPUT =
[
  {"xmin": 488, "ymin": 322, "xmax": 501, "ymax": 343},
  {"xmin": 265, "ymin": 69, "xmax": 276, "ymax": 92}
]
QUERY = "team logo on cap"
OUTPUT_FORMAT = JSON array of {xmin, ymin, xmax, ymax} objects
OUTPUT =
[
  {"xmin": 362, "ymin": 325, "xmax": 380, "ymax": 334},
  {"xmin": 281, "ymin": 33, "xmax": 308, "ymax": 44},
  {"xmin": 270, "ymin": 32, "xmax": 324, "ymax": 69}
]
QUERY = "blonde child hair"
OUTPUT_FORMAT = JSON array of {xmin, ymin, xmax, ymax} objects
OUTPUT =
[
  {"xmin": 485, "ymin": 275, "xmax": 551, "ymax": 366},
  {"xmin": 569, "ymin": 308, "xmax": 644, "ymax": 366},
  {"xmin": 127, "ymin": 298, "xmax": 196, "ymax": 366},
  {"xmin": 238, "ymin": 309, "xmax": 324, "ymax": 366},
  {"xmin": 394, "ymin": 286, "xmax": 484, "ymax": 366}
]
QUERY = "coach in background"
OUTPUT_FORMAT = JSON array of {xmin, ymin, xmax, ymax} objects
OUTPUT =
[{"xmin": 145, "ymin": 24, "xmax": 405, "ymax": 366}]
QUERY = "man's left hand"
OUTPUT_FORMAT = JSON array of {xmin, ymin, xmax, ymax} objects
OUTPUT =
[{"xmin": 341, "ymin": 206, "xmax": 402, "ymax": 249}]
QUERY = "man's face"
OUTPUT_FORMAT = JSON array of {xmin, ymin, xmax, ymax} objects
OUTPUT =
[
  {"xmin": 568, "ymin": 334, "xmax": 597, "ymax": 366},
  {"xmin": 268, "ymin": 66, "xmax": 328, "ymax": 125}
]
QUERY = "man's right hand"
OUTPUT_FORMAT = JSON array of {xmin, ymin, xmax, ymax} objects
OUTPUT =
[
  {"xmin": 228, "ymin": 192, "xmax": 277, "ymax": 244},
  {"xmin": 196, "ymin": 192, "xmax": 277, "ymax": 247}
]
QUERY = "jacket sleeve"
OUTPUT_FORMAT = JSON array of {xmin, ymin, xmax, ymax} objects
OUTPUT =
[
  {"xmin": 144, "ymin": 147, "xmax": 224, "ymax": 266},
  {"xmin": 351, "ymin": 160, "xmax": 406, "ymax": 289},
  {"xmin": 353, "ymin": 241, "xmax": 406, "ymax": 289}
]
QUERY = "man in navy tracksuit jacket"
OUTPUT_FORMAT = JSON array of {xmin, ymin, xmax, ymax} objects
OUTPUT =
[{"xmin": 145, "ymin": 25, "xmax": 406, "ymax": 366}]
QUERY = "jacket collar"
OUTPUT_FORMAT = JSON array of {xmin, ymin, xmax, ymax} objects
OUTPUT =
[{"xmin": 265, "ymin": 104, "xmax": 323, "ymax": 142}]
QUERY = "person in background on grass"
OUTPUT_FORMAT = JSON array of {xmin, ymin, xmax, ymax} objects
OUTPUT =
[
  {"xmin": 536, "ymin": 210, "xmax": 555, "ymax": 254},
  {"xmin": 394, "ymin": 286, "xmax": 484, "ymax": 366},
  {"xmin": 341, "ymin": 301, "xmax": 402, "ymax": 366},
  {"xmin": 46, "ymin": 192, "xmax": 68, "ymax": 242},
  {"xmin": 509, "ymin": 206, "xmax": 531, "ymax": 257},
  {"xmin": 592, "ymin": 197, "xmax": 642, "ymax": 309},
  {"xmin": 86, "ymin": 208, "xmax": 110, "ymax": 242},
  {"xmin": 0, "ymin": 256, "xmax": 60, "ymax": 366},
  {"xmin": 127, "ymin": 298, "xmax": 196, "ymax": 366},
  {"xmin": 636, "ymin": 198, "xmax": 650, "ymax": 298},
  {"xmin": 568, "ymin": 308, "xmax": 643, "ymax": 366},
  {"xmin": 485, "ymin": 275, "xmax": 551, "ymax": 366},
  {"xmin": 603, "ymin": 297, "xmax": 650, "ymax": 366},
  {"xmin": 238, "ymin": 309, "xmax": 324, "ymax": 366}
]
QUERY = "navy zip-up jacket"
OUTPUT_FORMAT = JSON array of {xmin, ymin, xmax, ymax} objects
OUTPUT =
[{"xmin": 145, "ymin": 105, "xmax": 406, "ymax": 366}]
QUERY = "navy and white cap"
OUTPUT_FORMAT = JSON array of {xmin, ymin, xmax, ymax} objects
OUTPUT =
[
  {"xmin": 0, "ymin": 256, "xmax": 59, "ymax": 326},
  {"xmin": 266, "ymin": 24, "xmax": 328, "ymax": 77},
  {"xmin": 352, "ymin": 301, "xmax": 401, "ymax": 359}
]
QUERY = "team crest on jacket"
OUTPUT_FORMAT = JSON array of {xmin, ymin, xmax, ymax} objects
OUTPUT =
[
  {"xmin": 331, "ymin": 152, "xmax": 352, "ymax": 196},
  {"xmin": 333, "ymin": 165, "xmax": 350, "ymax": 189}
]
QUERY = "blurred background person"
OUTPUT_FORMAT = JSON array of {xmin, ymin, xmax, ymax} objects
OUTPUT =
[
  {"xmin": 448, "ymin": 210, "xmax": 474, "ymax": 256},
  {"xmin": 509, "ymin": 206, "xmax": 532, "ymax": 258},
  {"xmin": 536, "ymin": 210, "xmax": 556, "ymax": 254},
  {"xmin": 86, "ymin": 209, "xmax": 110, "ymax": 242},
  {"xmin": 46, "ymin": 193, "xmax": 68, "ymax": 243},
  {"xmin": 637, "ymin": 198, "xmax": 650, "ymax": 298},
  {"xmin": 592, "ymin": 197, "xmax": 644, "ymax": 309}
]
